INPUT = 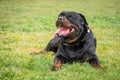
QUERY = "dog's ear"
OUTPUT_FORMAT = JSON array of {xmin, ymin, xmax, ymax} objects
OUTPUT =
[{"xmin": 79, "ymin": 13, "xmax": 88, "ymax": 25}]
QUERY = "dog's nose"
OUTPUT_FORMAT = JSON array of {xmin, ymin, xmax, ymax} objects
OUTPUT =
[{"xmin": 58, "ymin": 16, "xmax": 64, "ymax": 21}]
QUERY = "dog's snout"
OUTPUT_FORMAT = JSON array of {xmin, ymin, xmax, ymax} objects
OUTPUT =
[{"xmin": 58, "ymin": 16, "xmax": 64, "ymax": 21}]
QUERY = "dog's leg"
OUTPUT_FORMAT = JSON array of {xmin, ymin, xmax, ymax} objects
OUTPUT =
[
  {"xmin": 51, "ymin": 57, "xmax": 62, "ymax": 71},
  {"xmin": 30, "ymin": 37, "xmax": 60, "ymax": 55}
]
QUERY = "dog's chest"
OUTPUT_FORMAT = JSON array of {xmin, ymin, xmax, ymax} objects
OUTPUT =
[{"xmin": 58, "ymin": 43, "xmax": 86, "ymax": 58}]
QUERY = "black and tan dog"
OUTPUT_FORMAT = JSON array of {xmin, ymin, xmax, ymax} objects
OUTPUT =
[{"xmin": 30, "ymin": 11, "xmax": 101, "ymax": 71}]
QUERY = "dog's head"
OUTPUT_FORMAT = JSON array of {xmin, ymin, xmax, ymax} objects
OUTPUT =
[{"xmin": 53, "ymin": 11, "xmax": 88, "ymax": 43}]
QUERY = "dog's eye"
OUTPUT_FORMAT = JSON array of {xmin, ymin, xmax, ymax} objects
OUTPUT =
[{"xmin": 67, "ymin": 14, "xmax": 72, "ymax": 17}]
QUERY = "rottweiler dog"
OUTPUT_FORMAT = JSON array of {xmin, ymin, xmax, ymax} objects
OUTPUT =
[{"xmin": 30, "ymin": 11, "xmax": 101, "ymax": 71}]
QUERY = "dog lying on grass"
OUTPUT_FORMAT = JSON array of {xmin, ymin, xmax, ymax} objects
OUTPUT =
[{"xmin": 30, "ymin": 11, "xmax": 101, "ymax": 71}]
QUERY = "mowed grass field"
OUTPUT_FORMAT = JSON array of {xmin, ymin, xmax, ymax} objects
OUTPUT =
[{"xmin": 0, "ymin": 0, "xmax": 120, "ymax": 80}]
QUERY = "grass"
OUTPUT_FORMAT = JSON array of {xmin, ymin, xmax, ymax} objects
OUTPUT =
[{"xmin": 0, "ymin": 0, "xmax": 120, "ymax": 80}]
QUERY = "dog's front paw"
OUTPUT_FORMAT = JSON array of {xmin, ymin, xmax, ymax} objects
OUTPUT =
[
  {"xmin": 29, "ymin": 51, "xmax": 40, "ymax": 55},
  {"xmin": 51, "ymin": 66, "xmax": 60, "ymax": 71},
  {"xmin": 30, "ymin": 49, "xmax": 46, "ymax": 55}
]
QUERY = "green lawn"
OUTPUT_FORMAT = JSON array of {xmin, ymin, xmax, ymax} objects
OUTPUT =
[{"xmin": 0, "ymin": 0, "xmax": 120, "ymax": 80}]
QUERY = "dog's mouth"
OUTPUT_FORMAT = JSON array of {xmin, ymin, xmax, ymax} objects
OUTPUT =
[
  {"xmin": 53, "ymin": 26, "xmax": 75, "ymax": 38},
  {"xmin": 53, "ymin": 17, "xmax": 78, "ymax": 38}
]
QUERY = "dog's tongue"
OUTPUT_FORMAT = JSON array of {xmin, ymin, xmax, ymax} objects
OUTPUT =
[{"xmin": 53, "ymin": 27, "xmax": 75, "ymax": 38}]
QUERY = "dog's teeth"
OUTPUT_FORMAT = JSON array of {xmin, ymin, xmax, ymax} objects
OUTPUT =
[
  {"xmin": 67, "ymin": 29, "xmax": 69, "ymax": 33},
  {"xmin": 70, "ymin": 28, "xmax": 74, "ymax": 32}
]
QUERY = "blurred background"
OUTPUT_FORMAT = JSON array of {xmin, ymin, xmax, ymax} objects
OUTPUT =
[{"xmin": 0, "ymin": 0, "xmax": 120, "ymax": 80}]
